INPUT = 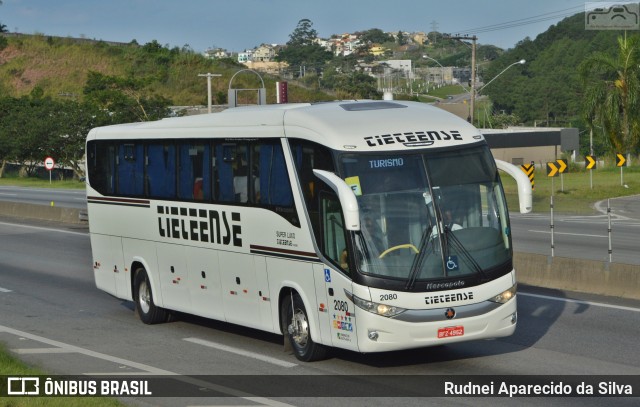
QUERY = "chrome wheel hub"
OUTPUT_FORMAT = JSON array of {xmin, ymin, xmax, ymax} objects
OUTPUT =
[
  {"xmin": 138, "ymin": 280, "xmax": 150, "ymax": 314},
  {"xmin": 288, "ymin": 309, "xmax": 309, "ymax": 347}
]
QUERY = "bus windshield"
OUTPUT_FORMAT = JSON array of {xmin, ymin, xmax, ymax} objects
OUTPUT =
[{"xmin": 341, "ymin": 144, "xmax": 511, "ymax": 286}]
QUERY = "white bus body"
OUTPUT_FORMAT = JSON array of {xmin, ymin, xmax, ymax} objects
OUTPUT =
[{"xmin": 86, "ymin": 100, "xmax": 531, "ymax": 361}]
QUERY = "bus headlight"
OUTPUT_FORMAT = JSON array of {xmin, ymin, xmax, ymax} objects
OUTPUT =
[
  {"xmin": 489, "ymin": 284, "xmax": 517, "ymax": 304},
  {"xmin": 346, "ymin": 291, "xmax": 407, "ymax": 317}
]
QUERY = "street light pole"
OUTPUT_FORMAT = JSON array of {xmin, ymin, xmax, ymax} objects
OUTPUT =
[
  {"xmin": 422, "ymin": 55, "xmax": 445, "ymax": 87},
  {"xmin": 477, "ymin": 59, "xmax": 526, "ymax": 94},
  {"xmin": 198, "ymin": 72, "xmax": 221, "ymax": 113},
  {"xmin": 443, "ymin": 34, "xmax": 477, "ymax": 122},
  {"xmin": 472, "ymin": 58, "xmax": 525, "ymax": 125}
]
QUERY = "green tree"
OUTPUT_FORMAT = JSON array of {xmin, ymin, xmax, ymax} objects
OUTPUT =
[
  {"xmin": 0, "ymin": 96, "xmax": 20, "ymax": 177},
  {"xmin": 83, "ymin": 71, "xmax": 172, "ymax": 123},
  {"xmin": 330, "ymin": 72, "xmax": 380, "ymax": 99},
  {"xmin": 54, "ymin": 100, "xmax": 109, "ymax": 178},
  {"xmin": 0, "ymin": 0, "xmax": 7, "ymax": 35},
  {"xmin": 396, "ymin": 31, "xmax": 407, "ymax": 46},
  {"xmin": 276, "ymin": 19, "xmax": 332, "ymax": 76},
  {"xmin": 286, "ymin": 18, "xmax": 317, "ymax": 47},
  {"xmin": 357, "ymin": 28, "xmax": 394, "ymax": 46},
  {"xmin": 580, "ymin": 34, "xmax": 640, "ymax": 153},
  {"xmin": 489, "ymin": 111, "xmax": 521, "ymax": 129},
  {"xmin": 2, "ymin": 94, "xmax": 59, "ymax": 176}
]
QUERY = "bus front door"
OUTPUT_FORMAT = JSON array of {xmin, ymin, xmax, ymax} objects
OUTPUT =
[{"xmin": 319, "ymin": 193, "xmax": 359, "ymax": 351}]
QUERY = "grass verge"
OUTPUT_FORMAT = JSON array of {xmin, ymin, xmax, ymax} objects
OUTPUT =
[
  {"xmin": 0, "ymin": 175, "xmax": 86, "ymax": 189},
  {"xmin": 502, "ymin": 165, "xmax": 640, "ymax": 214},
  {"xmin": 0, "ymin": 343, "xmax": 124, "ymax": 406}
]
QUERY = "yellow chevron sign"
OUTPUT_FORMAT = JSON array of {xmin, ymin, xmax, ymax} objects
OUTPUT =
[
  {"xmin": 616, "ymin": 153, "xmax": 626, "ymax": 167},
  {"xmin": 546, "ymin": 159, "xmax": 567, "ymax": 177},
  {"xmin": 520, "ymin": 163, "xmax": 535, "ymax": 190},
  {"xmin": 586, "ymin": 155, "xmax": 596, "ymax": 170}
]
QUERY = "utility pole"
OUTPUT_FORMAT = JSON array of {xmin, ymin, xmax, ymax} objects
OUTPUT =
[
  {"xmin": 198, "ymin": 72, "xmax": 221, "ymax": 113},
  {"xmin": 443, "ymin": 34, "xmax": 477, "ymax": 123},
  {"xmin": 430, "ymin": 21, "xmax": 439, "ymax": 44}
]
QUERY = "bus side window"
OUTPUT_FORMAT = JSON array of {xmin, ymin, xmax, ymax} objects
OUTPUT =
[
  {"xmin": 146, "ymin": 143, "xmax": 176, "ymax": 199},
  {"xmin": 259, "ymin": 143, "xmax": 292, "ymax": 206},
  {"xmin": 216, "ymin": 144, "xmax": 236, "ymax": 202},
  {"xmin": 88, "ymin": 141, "xmax": 115, "ymax": 195},
  {"xmin": 232, "ymin": 145, "xmax": 249, "ymax": 202},
  {"xmin": 178, "ymin": 142, "xmax": 210, "ymax": 201},
  {"xmin": 117, "ymin": 143, "xmax": 144, "ymax": 196}
]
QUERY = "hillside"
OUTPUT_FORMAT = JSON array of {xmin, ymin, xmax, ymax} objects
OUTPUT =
[
  {"xmin": 481, "ymin": 12, "xmax": 627, "ymax": 132},
  {"xmin": 0, "ymin": 34, "xmax": 331, "ymax": 105}
]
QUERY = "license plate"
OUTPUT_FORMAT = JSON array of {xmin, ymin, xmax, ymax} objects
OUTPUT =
[{"xmin": 437, "ymin": 326, "xmax": 464, "ymax": 338}]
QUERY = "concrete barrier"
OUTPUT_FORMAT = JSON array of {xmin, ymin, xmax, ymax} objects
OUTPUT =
[
  {"xmin": 1, "ymin": 201, "xmax": 639, "ymax": 299},
  {"xmin": 515, "ymin": 252, "xmax": 640, "ymax": 300},
  {"xmin": 0, "ymin": 201, "xmax": 84, "ymax": 224}
]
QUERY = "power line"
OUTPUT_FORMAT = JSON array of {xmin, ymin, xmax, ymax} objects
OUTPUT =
[{"xmin": 451, "ymin": 5, "xmax": 584, "ymax": 35}]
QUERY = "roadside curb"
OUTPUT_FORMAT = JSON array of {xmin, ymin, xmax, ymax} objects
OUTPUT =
[
  {"xmin": 594, "ymin": 193, "xmax": 640, "ymax": 219},
  {"xmin": 515, "ymin": 252, "xmax": 640, "ymax": 300}
]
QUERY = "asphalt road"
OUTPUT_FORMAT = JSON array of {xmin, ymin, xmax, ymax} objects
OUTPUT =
[
  {"xmin": 1, "ymin": 186, "xmax": 639, "ymax": 264},
  {"xmin": 510, "ymin": 214, "xmax": 640, "ymax": 265},
  {"xmin": 0, "ymin": 219, "xmax": 638, "ymax": 406},
  {"xmin": 509, "ymin": 195, "xmax": 640, "ymax": 265},
  {"xmin": 0, "ymin": 185, "xmax": 87, "ymax": 209}
]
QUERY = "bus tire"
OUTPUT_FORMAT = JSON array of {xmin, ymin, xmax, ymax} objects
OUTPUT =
[
  {"xmin": 133, "ymin": 268, "xmax": 167, "ymax": 325},
  {"xmin": 281, "ymin": 293, "xmax": 328, "ymax": 362}
]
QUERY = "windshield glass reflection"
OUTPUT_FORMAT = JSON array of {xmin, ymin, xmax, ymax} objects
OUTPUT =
[{"xmin": 341, "ymin": 145, "xmax": 511, "ymax": 284}]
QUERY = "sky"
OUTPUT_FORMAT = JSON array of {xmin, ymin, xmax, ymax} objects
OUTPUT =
[{"xmin": 0, "ymin": 0, "xmax": 614, "ymax": 53}]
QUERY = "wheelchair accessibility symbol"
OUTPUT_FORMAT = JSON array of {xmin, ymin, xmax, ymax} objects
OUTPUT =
[
  {"xmin": 446, "ymin": 256, "xmax": 459, "ymax": 271},
  {"xmin": 324, "ymin": 269, "xmax": 331, "ymax": 282}
]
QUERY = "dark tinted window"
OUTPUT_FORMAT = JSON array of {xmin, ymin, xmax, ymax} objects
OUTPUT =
[{"xmin": 87, "ymin": 138, "xmax": 298, "ymax": 225}]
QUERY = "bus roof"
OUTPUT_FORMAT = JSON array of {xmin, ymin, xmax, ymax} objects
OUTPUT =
[{"xmin": 87, "ymin": 100, "xmax": 484, "ymax": 152}]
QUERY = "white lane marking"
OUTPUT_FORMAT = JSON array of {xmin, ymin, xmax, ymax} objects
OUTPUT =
[
  {"xmin": 0, "ymin": 221, "xmax": 87, "ymax": 237},
  {"xmin": 0, "ymin": 193, "xmax": 18, "ymax": 196},
  {"xmin": 12, "ymin": 347, "xmax": 75, "ymax": 354},
  {"xmin": 0, "ymin": 286, "xmax": 12, "ymax": 293},
  {"xmin": 0, "ymin": 325, "xmax": 296, "ymax": 406},
  {"xmin": 184, "ymin": 337, "xmax": 297, "ymax": 368},
  {"xmin": 0, "ymin": 324, "xmax": 174, "ymax": 374},
  {"xmin": 527, "ymin": 229, "xmax": 607, "ymax": 238},
  {"xmin": 520, "ymin": 292, "xmax": 640, "ymax": 313}
]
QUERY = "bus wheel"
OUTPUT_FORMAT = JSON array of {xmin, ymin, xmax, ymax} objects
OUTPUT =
[
  {"xmin": 282, "ymin": 293, "xmax": 327, "ymax": 362},
  {"xmin": 134, "ymin": 268, "xmax": 167, "ymax": 324}
]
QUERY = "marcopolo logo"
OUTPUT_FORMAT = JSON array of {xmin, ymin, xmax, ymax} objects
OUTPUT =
[
  {"xmin": 364, "ymin": 130, "xmax": 463, "ymax": 148},
  {"xmin": 157, "ymin": 205, "xmax": 242, "ymax": 248}
]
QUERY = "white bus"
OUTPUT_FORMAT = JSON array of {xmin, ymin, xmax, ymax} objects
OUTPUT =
[{"xmin": 86, "ymin": 100, "xmax": 532, "ymax": 361}]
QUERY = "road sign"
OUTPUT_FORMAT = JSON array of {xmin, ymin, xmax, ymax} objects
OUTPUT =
[
  {"xmin": 616, "ymin": 153, "xmax": 626, "ymax": 167},
  {"xmin": 520, "ymin": 163, "xmax": 535, "ymax": 190},
  {"xmin": 556, "ymin": 159, "xmax": 567, "ymax": 174},
  {"xmin": 585, "ymin": 155, "xmax": 596, "ymax": 170},
  {"xmin": 546, "ymin": 159, "xmax": 567, "ymax": 177},
  {"xmin": 44, "ymin": 156, "xmax": 55, "ymax": 171}
]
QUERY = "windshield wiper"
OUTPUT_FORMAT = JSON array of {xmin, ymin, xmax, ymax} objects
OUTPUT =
[
  {"xmin": 405, "ymin": 192, "xmax": 436, "ymax": 290},
  {"xmin": 444, "ymin": 227, "xmax": 488, "ymax": 280}
]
